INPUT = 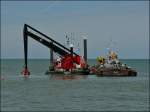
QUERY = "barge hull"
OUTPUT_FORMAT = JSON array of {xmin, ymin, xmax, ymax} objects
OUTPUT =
[{"xmin": 95, "ymin": 69, "xmax": 137, "ymax": 77}]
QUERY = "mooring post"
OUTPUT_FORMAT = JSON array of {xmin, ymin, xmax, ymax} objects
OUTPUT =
[
  {"xmin": 83, "ymin": 37, "xmax": 87, "ymax": 63},
  {"xmin": 50, "ymin": 42, "xmax": 54, "ymax": 65},
  {"xmin": 49, "ymin": 42, "xmax": 54, "ymax": 71},
  {"xmin": 70, "ymin": 44, "xmax": 74, "ymax": 71},
  {"xmin": 70, "ymin": 44, "xmax": 73, "ymax": 58}
]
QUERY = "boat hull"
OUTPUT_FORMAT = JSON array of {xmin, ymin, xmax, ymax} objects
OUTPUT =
[
  {"xmin": 95, "ymin": 68, "xmax": 137, "ymax": 77},
  {"xmin": 45, "ymin": 69, "xmax": 90, "ymax": 75}
]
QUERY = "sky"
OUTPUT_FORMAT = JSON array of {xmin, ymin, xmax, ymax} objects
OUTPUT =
[{"xmin": 1, "ymin": 1, "xmax": 149, "ymax": 59}]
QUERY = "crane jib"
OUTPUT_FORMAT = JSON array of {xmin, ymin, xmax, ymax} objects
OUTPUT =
[{"xmin": 22, "ymin": 24, "xmax": 79, "ymax": 76}]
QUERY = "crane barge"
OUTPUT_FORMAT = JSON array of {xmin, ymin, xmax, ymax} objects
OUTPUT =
[{"xmin": 21, "ymin": 24, "xmax": 89, "ymax": 76}]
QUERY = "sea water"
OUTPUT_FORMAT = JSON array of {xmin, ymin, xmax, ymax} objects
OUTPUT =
[{"xmin": 1, "ymin": 59, "xmax": 149, "ymax": 111}]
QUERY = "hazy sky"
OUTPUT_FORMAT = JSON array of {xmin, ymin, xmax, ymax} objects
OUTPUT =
[{"xmin": 1, "ymin": 1, "xmax": 149, "ymax": 59}]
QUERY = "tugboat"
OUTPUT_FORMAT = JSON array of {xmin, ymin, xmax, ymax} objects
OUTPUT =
[{"xmin": 90, "ymin": 50, "xmax": 137, "ymax": 76}]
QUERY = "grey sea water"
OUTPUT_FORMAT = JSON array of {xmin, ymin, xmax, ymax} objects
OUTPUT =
[{"xmin": 1, "ymin": 59, "xmax": 149, "ymax": 111}]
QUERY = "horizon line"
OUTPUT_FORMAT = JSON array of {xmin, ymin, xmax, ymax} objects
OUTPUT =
[{"xmin": 1, "ymin": 58, "xmax": 149, "ymax": 60}]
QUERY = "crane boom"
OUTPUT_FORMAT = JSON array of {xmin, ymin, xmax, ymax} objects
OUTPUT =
[{"xmin": 23, "ymin": 24, "xmax": 78, "ymax": 74}]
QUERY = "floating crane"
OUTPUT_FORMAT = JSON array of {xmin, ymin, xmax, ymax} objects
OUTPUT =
[{"xmin": 21, "ymin": 24, "xmax": 89, "ymax": 76}]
